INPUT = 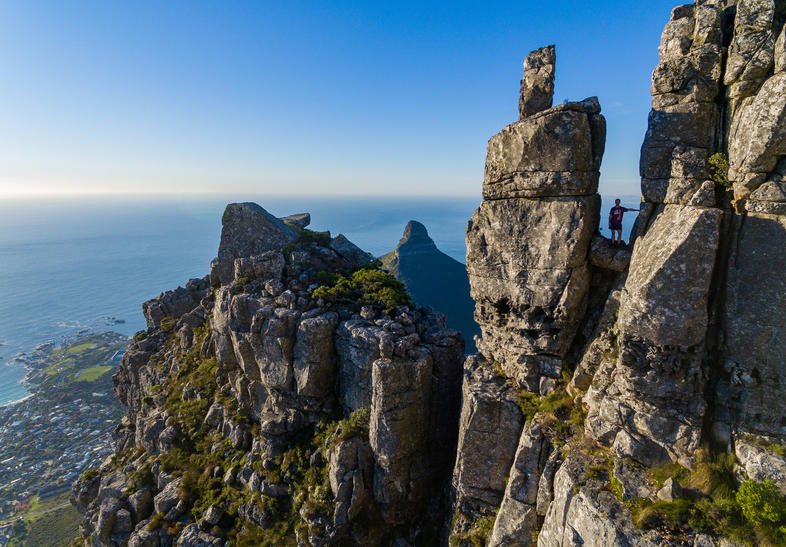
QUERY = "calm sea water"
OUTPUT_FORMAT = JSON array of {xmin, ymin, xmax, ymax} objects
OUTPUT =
[{"xmin": 0, "ymin": 194, "xmax": 637, "ymax": 405}]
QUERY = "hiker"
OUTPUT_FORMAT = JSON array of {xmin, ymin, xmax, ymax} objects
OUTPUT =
[{"xmin": 608, "ymin": 199, "xmax": 636, "ymax": 246}]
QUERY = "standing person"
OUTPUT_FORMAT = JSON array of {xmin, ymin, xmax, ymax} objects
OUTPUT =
[{"xmin": 608, "ymin": 199, "xmax": 636, "ymax": 246}]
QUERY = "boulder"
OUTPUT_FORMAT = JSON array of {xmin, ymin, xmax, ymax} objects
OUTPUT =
[
  {"xmin": 280, "ymin": 212, "xmax": 311, "ymax": 229},
  {"xmin": 518, "ymin": 45, "xmax": 556, "ymax": 119},
  {"xmin": 618, "ymin": 205, "xmax": 721, "ymax": 348},
  {"xmin": 176, "ymin": 523, "xmax": 223, "ymax": 546},
  {"xmin": 488, "ymin": 415, "xmax": 553, "ymax": 547},
  {"xmin": 327, "ymin": 436, "xmax": 373, "ymax": 528},
  {"xmin": 369, "ymin": 355, "xmax": 432, "ymax": 524},
  {"xmin": 153, "ymin": 477, "xmax": 182, "ymax": 516},
  {"xmin": 211, "ymin": 202, "xmax": 298, "ymax": 285}
]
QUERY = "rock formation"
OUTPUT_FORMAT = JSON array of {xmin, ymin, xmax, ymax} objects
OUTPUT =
[
  {"xmin": 451, "ymin": 2, "xmax": 786, "ymax": 544},
  {"xmin": 73, "ymin": 204, "xmax": 464, "ymax": 546},
  {"xmin": 380, "ymin": 220, "xmax": 480, "ymax": 351},
  {"xmin": 70, "ymin": 2, "xmax": 786, "ymax": 545}
]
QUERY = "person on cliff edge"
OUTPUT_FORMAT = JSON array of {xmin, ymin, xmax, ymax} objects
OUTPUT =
[{"xmin": 609, "ymin": 199, "xmax": 636, "ymax": 247}]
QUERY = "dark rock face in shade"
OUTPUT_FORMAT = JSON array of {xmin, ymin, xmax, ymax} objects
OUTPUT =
[{"xmin": 380, "ymin": 220, "xmax": 480, "ymax": 352}]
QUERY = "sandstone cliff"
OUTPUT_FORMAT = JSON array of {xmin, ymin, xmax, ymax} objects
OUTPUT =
[
  {"xmin": 71, "ymin": 204, "xmax": 465, "ymax": 546},
  {"xmin": 451, "ymin": 2, "xmax": 786, "ymax": 546},
  {"xmin": 70, "ymin": 1, "xmax": 786, "ymax": 546}
]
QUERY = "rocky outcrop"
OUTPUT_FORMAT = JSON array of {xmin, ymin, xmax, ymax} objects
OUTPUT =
[
  {"xmin": 519, "ymin": 46, "xmax": 556, "ymax": 120},
  {"xmin": 73, "ymin": 203, "xmax": 464, "ymax": 546},
  {"xmin": 210, "ymin": 202, "xmax": 298, "ymax": 285},
  {"xmin": 72, "ymin": 3, "xmax": 786, "ymax": 546},
  {"xmin": 380, "ymin": 220, "xmax": 480, "ymax": 351}
]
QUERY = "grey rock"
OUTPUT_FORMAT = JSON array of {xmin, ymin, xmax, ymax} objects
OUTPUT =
[
  {"xmin": 657, "ymin": 477, "xmax": 683, "ymax": 502},
  {"xmin": 176, "ymin": 523, "xmax": 223, "ymax": 546},
  {"xmin": 488, "ymin": 415, "xmax": 552, "ymax": 547},
  {"xmin": 728, "ymin": 74, "xmax": 786, "ymax": 197},
  {"xmin": 95, "ymin": 497, "xmax": 120, "ymax": 541},
  {"xmin": 734, "ymin": 437, "xmax": 786, "ymax": 494},
  {"xmin": 613, "ymin": 459, "xmax": 654, "ymax": 501},
  {"xmin": 113, "ymin": 508, "xmax": 134, "ymax": 534},
  {"xmin": 142, "ymin": 278, "xmax": 210, "ymax": 329},
  {"xmin": 450, "ymin": 355, "xmax": 523, "ymax": 520},
  {"xmin": 467, "ymin": 195, "xmax": 599, "ymax": 387},
  {"xmin": 293, "ymin": 312, "xmax": 338, "ymax": 399},
  {"xmin": 588, "ymin": 235, "xmax": 631, "ymax": 272},
  {"xmin": 211, "ymin": 202, "xmax": 298, "ymax": 286},
  {"xmin": 200, "ymin": 504, "xmax": 224, "ymax": 527},
  {"xmin": 128, "ymin": 488, "xmax": 153, "ymax": 523},
  {"xmin": 153, "ymin": 477, "xmax": 182, "ymax": 516},
  {"xmin": 539, "ymin": 453, "xmax": 648, "ymax": 546},
  {"xmin": 369, "ymin": 355, "xmax": 432, "ymax": 524},
  {"xmin": 128, "ymin": 527, "xmax": 161, "ymax": 547},
  {"xmin": 329, "ymin": 234, "xmax": 373, "ymax": 268},
  {"xmin": 720, "ymin": 213, "xmax": 786, "ymax": 437},
  {"xmin": 618, "ymin": 205, "xmax": 721, "ymax": 348},
  {"xmin": 280, "ymin": 212, "xmax": 311, "ymax": 229},
  {"xmin": 519, "ymin": 45, "xmax": 555, "ymax": 119},
  {"xmin": 327, "ymin": 436, "xmax": 373, "ymax": 528}
]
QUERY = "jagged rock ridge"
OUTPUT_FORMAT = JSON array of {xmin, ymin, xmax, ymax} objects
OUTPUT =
[
  {"xmin": 72, "ymin": 203, "xmax": 465, "ymax": 546},
  {"xmin": 69, "ymin": 2, "xmax": 786, "ymax": 545}
]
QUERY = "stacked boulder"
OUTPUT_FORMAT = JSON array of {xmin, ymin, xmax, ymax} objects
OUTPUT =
[
  {"xmin": 467, "ymin": 45, "xmax": 605, "ymax": 393},
  {"xmin": 452, "ymin": 46, "xmax": 607, "ymax": 539}
]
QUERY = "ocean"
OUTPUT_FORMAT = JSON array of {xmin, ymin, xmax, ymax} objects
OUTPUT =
[{"xmin": 0, "ymin": 194, "xmax": 639, "ymax": 405}]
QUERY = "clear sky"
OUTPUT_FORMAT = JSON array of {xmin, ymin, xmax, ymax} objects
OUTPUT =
[{"xmin": 0, "ymin": 0, "xmax": 677, "ymax": 198}]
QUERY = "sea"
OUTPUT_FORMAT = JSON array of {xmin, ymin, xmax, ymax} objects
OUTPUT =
[{"xmin": 0, "ymin": 194, "xmax": 639, "ymax": 406}]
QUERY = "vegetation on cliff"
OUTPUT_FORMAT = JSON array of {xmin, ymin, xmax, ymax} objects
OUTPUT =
[{"xmin": 311, "ymin": 267, "xmax": 411, "ymax": 312}]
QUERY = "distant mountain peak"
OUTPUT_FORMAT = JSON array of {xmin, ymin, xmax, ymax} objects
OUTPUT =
[{"xmin": 397, "ymin": 220, "xmax": 437, "ymax": 255}]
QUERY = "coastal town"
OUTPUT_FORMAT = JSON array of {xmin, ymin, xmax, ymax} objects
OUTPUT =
[{"xmin": 0, "ymin": 331, "xmax": 129, "ymax": 542}]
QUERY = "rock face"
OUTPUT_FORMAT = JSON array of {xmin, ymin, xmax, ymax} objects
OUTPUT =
[
  {"xmin": 468, "ymin": 47, "xmax": 605, "ymax": 392},
  {"xmin": 210, "ymin": 202, "xmax": 298, "ymax": 285},
  {"xmin": 451, "ymin": 2, "xmax": 786, "ymax": 545},
  {"xmin": 380, "ymin": 220, "xmax": 480, "ymax": 351},
  {"xmin": 73, "ymin": 203, "xmax": 464, "ymax": 546},
  {"xmin": 519, "ymin": 45, "xmax": 556, "ymax": 119}
]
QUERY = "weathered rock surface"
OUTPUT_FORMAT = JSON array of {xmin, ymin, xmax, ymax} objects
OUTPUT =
[
  {"xmin": 519, "ymin": 45, "xmax": 556, "ymax": 119},
  {"xmin": 488, "ymin": 415, "xmax": 554, "ymax": 547},
  {"xmin": 73, "ymin": 203, "xmax": 465, "ymax": 546},
  {"xmin": 450, "ymin": 355, "xmax": 523, "ymax": 523},
  {"xmin": 210, "ymin": 202, "xmax": 298, "ymax": 285}
]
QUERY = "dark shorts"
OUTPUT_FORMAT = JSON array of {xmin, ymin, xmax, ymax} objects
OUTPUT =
[{"xmin": 609, "ymin": 223, "xmax": 622, "ymax": 231}]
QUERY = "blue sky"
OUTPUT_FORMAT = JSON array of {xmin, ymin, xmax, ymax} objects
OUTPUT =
[{"xmin": 0, "ymin": 1, "xmax": 677, "ymax": 197}]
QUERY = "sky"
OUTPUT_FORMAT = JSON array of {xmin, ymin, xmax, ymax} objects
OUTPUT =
[{"xmin": 0, "ymin": 0, "xmax": 678, "ymax": 198}]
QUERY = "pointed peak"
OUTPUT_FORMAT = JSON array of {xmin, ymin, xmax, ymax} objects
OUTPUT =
[
  {"xmin": 396, "ymin": 220, "xmax": 437, "ymax": 256},
  {"xmin": 403, "ymin": 220, "xmax": 430, "ymax": 241}
]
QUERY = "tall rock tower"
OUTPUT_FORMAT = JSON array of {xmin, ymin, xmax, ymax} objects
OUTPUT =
[{"xmin": 466, "ymin": 45, "xmax": 606, "ymax": 393}]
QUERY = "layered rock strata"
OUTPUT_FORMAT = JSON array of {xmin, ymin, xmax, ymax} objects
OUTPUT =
[
  {"xmin": 469, "ymin": 46, "xmax": 606, "ymax": 392},
  {"xmin": 451, "ymin": 2, "xmax": 786, "ymax": 545}
]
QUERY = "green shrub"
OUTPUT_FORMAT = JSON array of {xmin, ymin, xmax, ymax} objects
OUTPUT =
[
  {"xmin": 736, "ymin": 479, "xmax": 786, "ymax": 526},
  {"xmin": 449, "ymin": 512, "xmax": 497, "ymax": 547},
  {"xmin": 133, "ymin": 331, "xmax": 148, "ymax": 342},
  {"xmin": 79, "ymin": 468, "xmax": 100, "ymax": 482},
  {"xmin": 516, "ymin": 391, "xmax": 540, "ymax": 421},
  {"xmin": 311, "ymin": 268, "xmax": 410, "ymax": 312},
  {"xmin": 160, "ymin": 316, "xmax": 176, "ymax": 333},
  {"xmin": 708, "ymin": 152, "xmax": 730, "ymax": 189}
]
